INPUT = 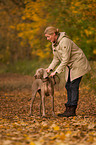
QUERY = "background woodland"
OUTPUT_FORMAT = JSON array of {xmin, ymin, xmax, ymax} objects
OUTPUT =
[
  {"xmin": 0, "ymin": 1, "xmax": 96, "ymax": 145},
  {"xmin": 0, "ymin": 0, "xmax": 96, "ymax": 64}
]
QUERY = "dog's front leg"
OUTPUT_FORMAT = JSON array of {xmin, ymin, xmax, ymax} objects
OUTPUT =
[
  {"xmin": 51, "ymin": 95, "xmax": 56, "ymax": 117},
  {"xmin": 41, "ymin": 90, "xmax": 46, "ymax": 117}
]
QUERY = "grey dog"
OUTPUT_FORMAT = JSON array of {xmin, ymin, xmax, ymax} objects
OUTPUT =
[{"xmin": 29, "ymin": 68, "xmax": 56, "ymax": 117}]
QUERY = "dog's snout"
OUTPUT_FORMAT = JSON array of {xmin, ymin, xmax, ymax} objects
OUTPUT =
[
  {"xmin": 44, "ymin": 76, "xmax": 48, "ymax": 79},
  {"xmin": 34, "ymin": 75, "xmax": 37, "ymax": 79}
]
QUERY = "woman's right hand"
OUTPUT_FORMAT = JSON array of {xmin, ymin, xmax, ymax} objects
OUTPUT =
[{"xmin": 46, "ymin": 68, "xmax": 51, "ymax": 73}]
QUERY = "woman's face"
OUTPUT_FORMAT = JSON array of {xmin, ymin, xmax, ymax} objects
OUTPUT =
[{"xmin": 45, "ymin": 33, "xmax": 56, "ymax": 43}]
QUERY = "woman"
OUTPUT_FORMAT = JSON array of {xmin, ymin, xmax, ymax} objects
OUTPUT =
[{"xmin": 44, "ymin": 26, "xmax": 91, "ymax": 117}]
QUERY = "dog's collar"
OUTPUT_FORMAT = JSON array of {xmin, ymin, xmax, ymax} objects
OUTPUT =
[{"xmin": 42, "ymin": 77, "xmax": 49, "ymax": 82}]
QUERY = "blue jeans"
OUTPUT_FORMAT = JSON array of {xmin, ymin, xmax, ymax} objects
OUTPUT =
[{"xmin": 65, "ymin": 68, "xmax": 82, "ymax": 106}]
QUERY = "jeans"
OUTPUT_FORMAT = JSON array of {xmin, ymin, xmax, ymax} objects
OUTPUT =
[{"xmin": 65, "ymin": 68, "xmax": 82, "ymax": 106}]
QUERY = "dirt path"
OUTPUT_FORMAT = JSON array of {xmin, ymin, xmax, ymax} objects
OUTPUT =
[{"xmin": 0, "ymin": 73, "xmax": 96, "ymax": 145}]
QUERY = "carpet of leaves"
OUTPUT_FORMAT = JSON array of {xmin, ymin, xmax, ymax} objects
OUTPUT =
[{"xmin": 0, "ymin": 73, "xmax": 96, "ymax": 145}]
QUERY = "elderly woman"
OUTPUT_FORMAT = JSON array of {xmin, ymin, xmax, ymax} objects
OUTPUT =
[{"xmin": 44, "ymin": 26, "xmax": 91, "ymax": 117}]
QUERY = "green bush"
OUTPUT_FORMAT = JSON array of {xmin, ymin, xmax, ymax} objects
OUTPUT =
[{"xmin": 0, "ymin": 59, "xmax": 51, "ymax": 76}]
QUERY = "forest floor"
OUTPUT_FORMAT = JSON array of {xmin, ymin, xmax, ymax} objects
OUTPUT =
[{"xmin": 0, "ymin": 73, "xmax": 96, "ymax": 145}]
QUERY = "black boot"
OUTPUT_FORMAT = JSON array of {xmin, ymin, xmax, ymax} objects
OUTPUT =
[
  {"xmin": 58, "ymin": 104, "xmax": 70, "ymax": 117},
  {"xmin": 58, "ymin": 105, "xmax": 77, "ymax": 117},
  {"xmin": 66, "ymin": 105, "xmax": 77, "ymax": 117}
]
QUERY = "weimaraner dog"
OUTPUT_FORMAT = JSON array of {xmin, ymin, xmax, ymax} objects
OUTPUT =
[{"xmin": 29, "ymin": 68, "xmax": 56, "ymax": 117}]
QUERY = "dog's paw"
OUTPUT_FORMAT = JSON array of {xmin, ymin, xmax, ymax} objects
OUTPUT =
[
  {"xmin": 53, "ymin": 114, "xmax": 56, "ymax": 118},
  {"xmin": 42, "ymin": 115, "xmax": 46, "ymax": 118},
  {"xmin": 52, "ymin": 113, "xmax": 56, "ymax": 118},
  {"xmin": 28, "ymin": 113, "xmax": 33, "ymax": 117}
]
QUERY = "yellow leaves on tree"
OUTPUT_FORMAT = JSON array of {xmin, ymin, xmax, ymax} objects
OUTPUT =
[
  {"xmin": 17, "ymin": 0, "xmax": 51, "ymax": 59},
  {"xmin": 84, "ymin": 29, "xmax": 93, "ymax": 37},
  {"xmin": 93, "ymin": 49, "xmax": 96, "ymax": 55},
  {"xmin": 16, "ymin": 0, "xmax": 96, "ymax": 60},
  {"xmin": 70, "ymin": 0, "xmax": 95, "ymax": 21}
]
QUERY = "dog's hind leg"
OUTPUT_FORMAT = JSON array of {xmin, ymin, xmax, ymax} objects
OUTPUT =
[
  {"xmin": 38, "ymin": 90, "xmax": 42, "ymax": 117},
  {"xmin": 29, "ymin": 91, "xmax": 37, "ymax": 116}
]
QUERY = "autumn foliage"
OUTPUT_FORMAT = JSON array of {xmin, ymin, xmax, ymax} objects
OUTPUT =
[
  {"xmin": 0, "ymin": 0, "xmax": 96, "ymax": 63},
  {"xmin": 0, "ymin": 63, "xmax": 96, "ymax": 145},
  {"xmin": 0, "ymin": 1, "xmax": 96, "ymax": 145}
]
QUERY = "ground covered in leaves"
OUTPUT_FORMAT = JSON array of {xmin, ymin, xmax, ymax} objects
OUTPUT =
[{"xmin": 0, "ymin": 73, "xmax": 96, "ymax": 145}]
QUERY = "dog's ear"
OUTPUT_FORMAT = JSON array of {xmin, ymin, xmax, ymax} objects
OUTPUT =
[{"xmin": 42, "ymin": 69, "xmax": 48, "ymax": 79}]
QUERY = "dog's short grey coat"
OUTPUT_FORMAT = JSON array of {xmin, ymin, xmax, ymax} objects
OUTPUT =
[{"xmin": 29, "ymin": 68, "xmax": 55, "ymax": 117}]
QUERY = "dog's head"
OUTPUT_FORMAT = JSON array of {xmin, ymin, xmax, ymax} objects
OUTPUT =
[{"xmin": 34, "ymin": 68, "xmax": 48, "ymax": 79}]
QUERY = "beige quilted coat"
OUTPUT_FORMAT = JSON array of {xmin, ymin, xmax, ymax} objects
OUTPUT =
[{"xmin": 48, "ymin": 32, "xmax": 91, "ymax": 81}]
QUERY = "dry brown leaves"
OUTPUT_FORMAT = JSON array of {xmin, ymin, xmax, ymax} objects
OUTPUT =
[{"xmin": 0, "ymin": 74, "xmax": 96, "ymax": 145}]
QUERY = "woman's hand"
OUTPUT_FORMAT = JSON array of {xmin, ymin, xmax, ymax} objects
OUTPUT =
[
  {"xmin": 46, "ymin": 68, "xmax": 50, "ymax": 73},
  {"xmin": 50, "ymin": 72, "xmax": 56, "ymax": 77}
]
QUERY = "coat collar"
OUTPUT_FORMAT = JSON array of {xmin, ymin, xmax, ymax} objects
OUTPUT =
[{"xmin": 52, "ymin": 32, "xmax": 68, "ymax": 47}]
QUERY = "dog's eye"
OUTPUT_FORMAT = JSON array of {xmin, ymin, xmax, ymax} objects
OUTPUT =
[{"xmin": 37, "ymin": 71, "xmax": 41, "ymax": 74}]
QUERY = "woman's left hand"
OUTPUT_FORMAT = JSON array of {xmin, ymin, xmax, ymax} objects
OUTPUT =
[{"xmin": 50, "ymin": 72, "xmax": 56, "ymax": 77}]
